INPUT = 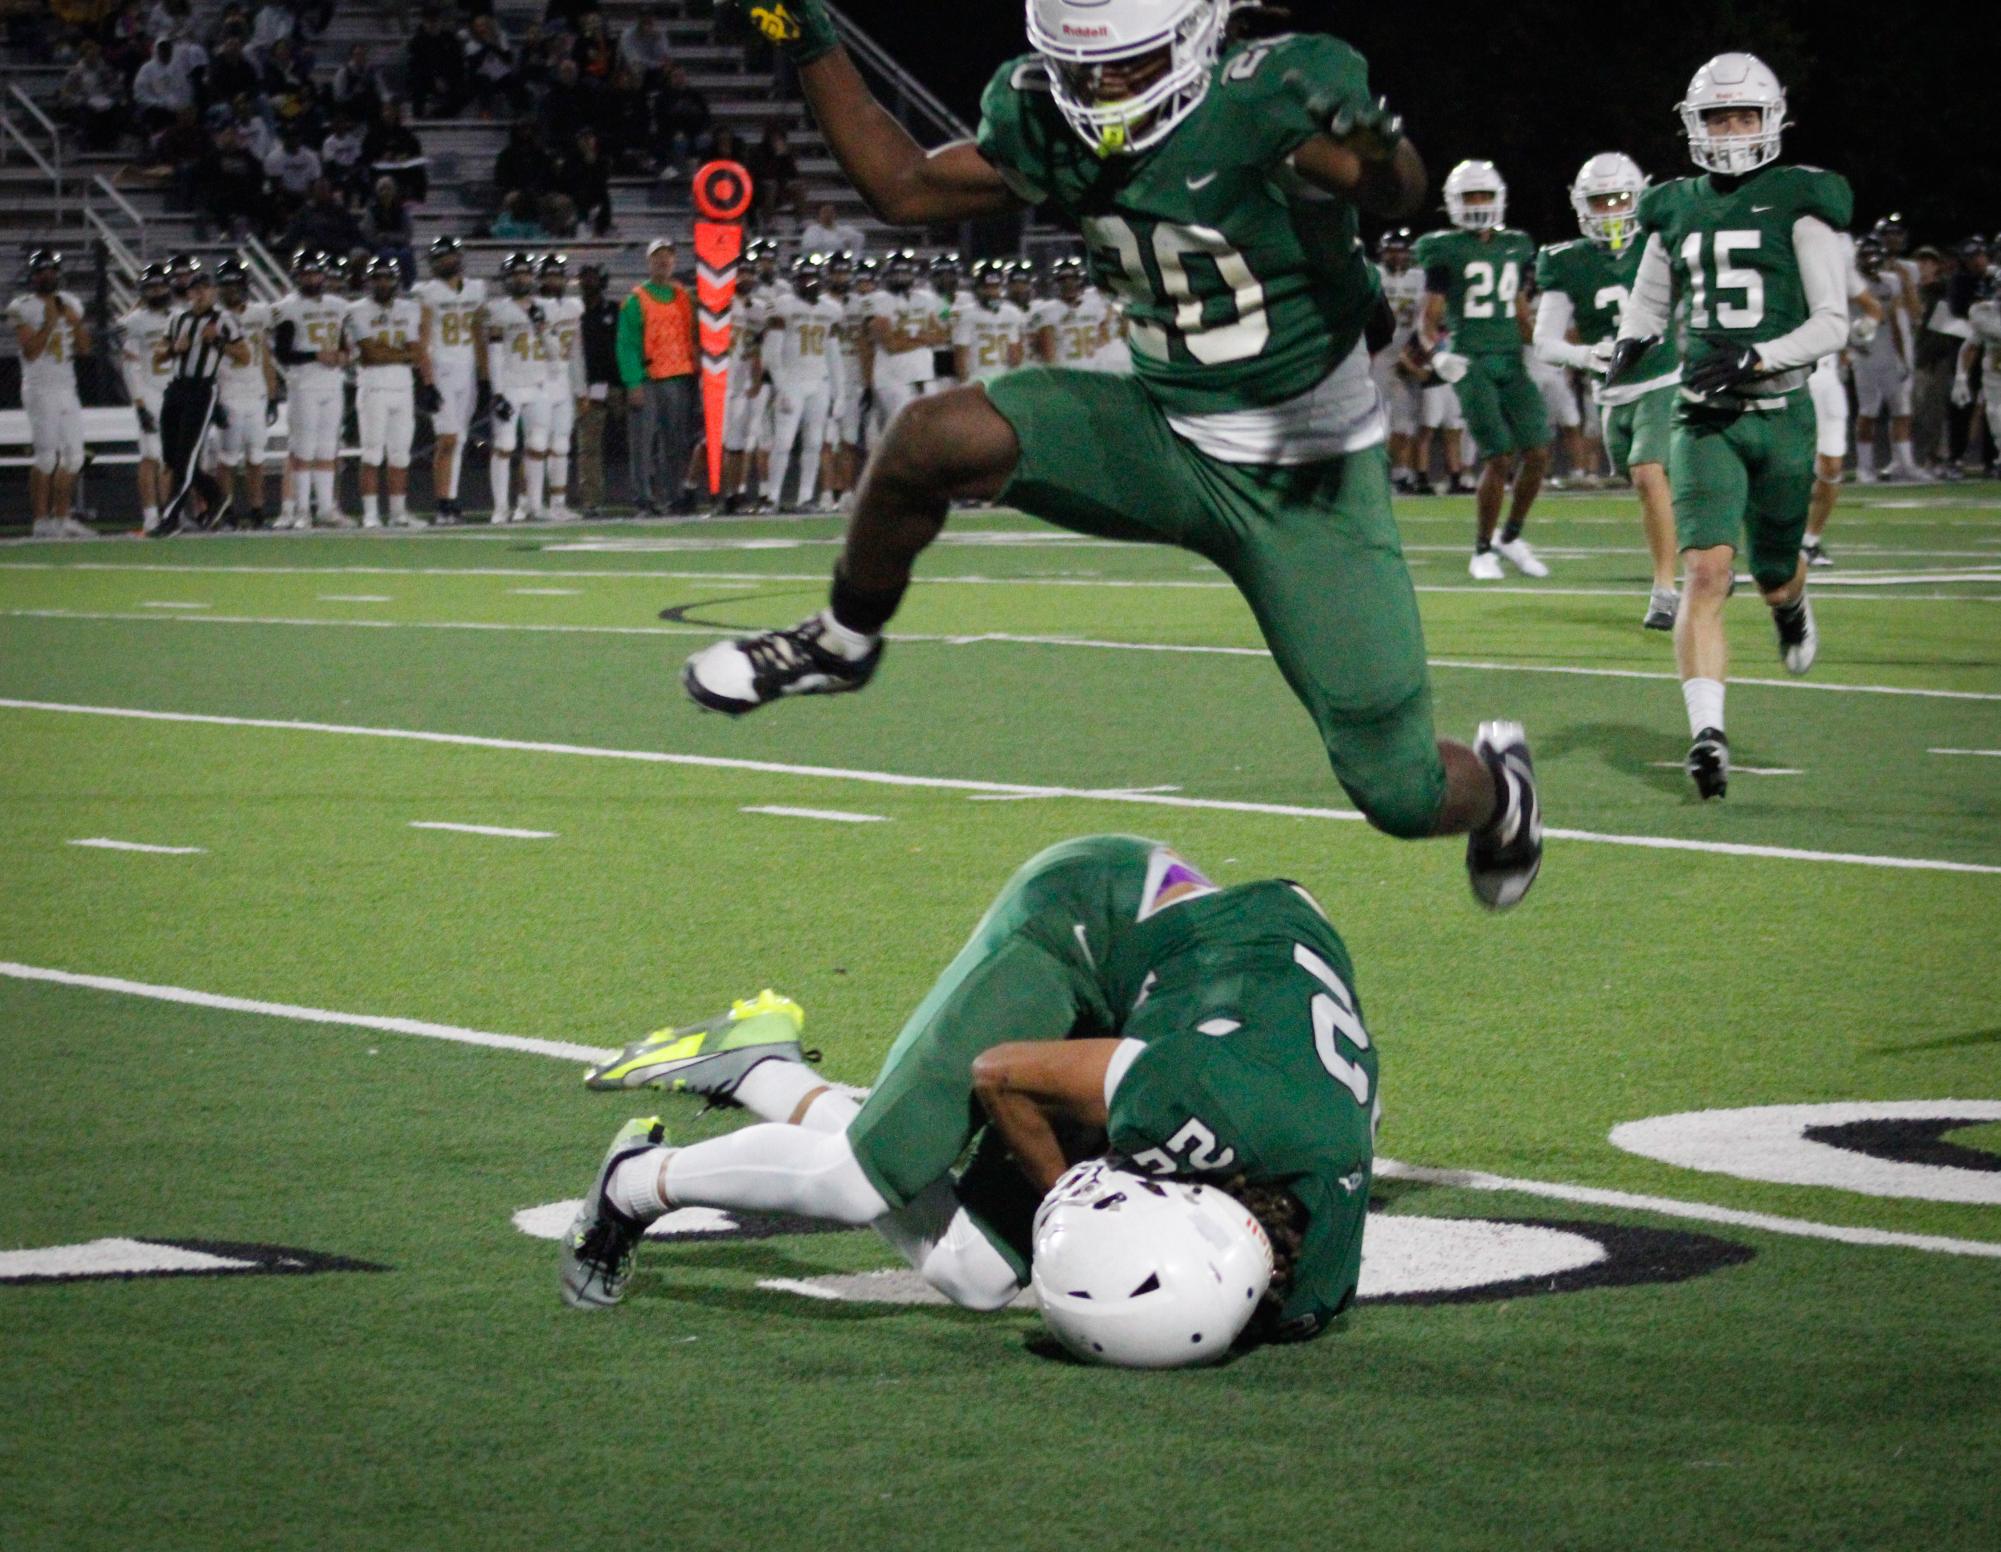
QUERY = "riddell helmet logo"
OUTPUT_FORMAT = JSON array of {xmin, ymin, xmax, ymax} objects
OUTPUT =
[{"xmin": 1062, "ymin": 22, "xmax": 1111, "ymax": 36}]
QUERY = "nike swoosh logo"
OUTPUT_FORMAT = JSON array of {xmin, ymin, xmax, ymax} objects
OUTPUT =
[
  {"xmin": 1072, "ymin": 922, "xmax": 1095, "ymax": 967},
  {"xmin": 1751, "ymin": 205, "xmax": 1774, "ymax": 212},
  {"xmin": 1185, "ymin": 172, "xmax": 1218, "ymax": 190}
]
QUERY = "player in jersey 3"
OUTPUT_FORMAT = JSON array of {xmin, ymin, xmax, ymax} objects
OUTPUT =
[
  {"xmin": 684, "ymin": 0, "xmax": 1542, "ymax": 910},
  {"xmin": 560, "ymin": 835, "xmax": 1377, "ymax": 1348},
  {"xmin": 1610, "ymin": 52, "xmax": 1852, "ymax": 800},
  {"xmin": 11, "ymin": 250, "xmax": 94, "ymax": 538},
  {"xmin": 410, "ymin": 237, "xmax": 488, "ymax": 525},
  {"xmin": 1534, "ymin": 153, "xmax": 1682, "ymax": 628},
  {"xmin": 1413, "ymin": 160, "xmax": 1553, "ymax": 580}
]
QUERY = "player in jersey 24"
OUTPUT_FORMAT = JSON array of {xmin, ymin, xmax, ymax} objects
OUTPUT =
[
  {"xmin": 684, "ymin": 0, "xmax": 1542, "ymax": 911},
  {"xmin": 1610, "ymin": 52, "xmax": 1852, "ymax": 800},
  {"xmin": 1534, "ymin": 153, "xmax": 1682, "ymax": 629},
  {"xmin": 10, "ymin": 250, "xmax": 94, "ymax": 538},
  {"xmin": 1413, "ymin": 160, "xmax": 1553, "ymax": 581},
  {"xmin": 559, "ymin": 835, "xmax": 1376, "ymax": 1360}
]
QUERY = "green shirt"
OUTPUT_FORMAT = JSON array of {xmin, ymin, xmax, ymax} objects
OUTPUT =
[
  {"xmin": 1635, "ymin": 163, "xmax": 1853, "ymax": 397},
  {"xmin": 1411, "ymin": 225, "xmax": 1537, "ymax": 354},
  {"xmin": 974, "ymin": 33, "xmax": 1381, "ymax": 417},
  {"xmin": 1535, "ymin": 236, "xmax": 1678, "ymax": 393}
]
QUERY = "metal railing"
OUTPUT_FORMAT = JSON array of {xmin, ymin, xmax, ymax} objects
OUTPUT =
[
  {"xmin": 824, "ymin": 4, "xmax": 974, "ymax": 145},
  {"xmin": 241, "ymin": 235, "xmax": 291, "ymax": 304},
  {"xmin": 84, "ymin": 175, "xmax": 145, "ymax": 267},
  {"xmin": 0, "ymin": 105, "xmax": 64, "ymax": 220}
]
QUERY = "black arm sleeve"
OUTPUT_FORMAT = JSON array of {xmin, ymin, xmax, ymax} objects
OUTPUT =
[{"xmin": 271, "ymin": 319, "xmax": 316, "ymax": 366}]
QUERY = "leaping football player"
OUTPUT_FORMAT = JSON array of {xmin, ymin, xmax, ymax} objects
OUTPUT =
[
  {"xmin": 1610, "ymin": 53, "xmax": 1852, "ymax": 800},
  {"xmin": 684, "ymin": 0, "xmax": 1542, "ymax": 911}
]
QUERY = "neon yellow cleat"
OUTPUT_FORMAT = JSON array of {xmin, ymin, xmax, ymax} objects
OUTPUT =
[{"xmin": 583, "ymin": 990, "xmax": 814, "ymax": 1098}]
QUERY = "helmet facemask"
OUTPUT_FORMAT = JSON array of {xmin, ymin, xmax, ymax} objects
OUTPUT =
[
  {"xmin": 1444, "ymin": 162, "xmax": 1507, "ymax": 231},
  {"xmin": 1027, "ymin": 0, "xmax": 1223, "ymax": 158},
  {"xmin": 1679, "ymin": 55, "xmax": 1787, "ymax": 176}
]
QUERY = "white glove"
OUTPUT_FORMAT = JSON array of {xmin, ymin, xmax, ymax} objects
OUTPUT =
[
  {"xmin": 1431, "ymin": 349, "xmax": 1469, "ymax": 384},
  {"xmin": 1951, "ymin": 375, "xmax": 1974, "ymax": 409},
  {"xmin": 1848, "ymin": 314, "xmax": 1879, "ymax": 348},
  {"xmin": 1585, "ymin": 338, "xmax": 1616, "ymax": 377}
]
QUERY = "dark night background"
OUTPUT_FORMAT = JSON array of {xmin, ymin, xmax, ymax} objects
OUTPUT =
[{"xmin": 830, "ymin": 0, "xmax": 1998, "ymax": 246}]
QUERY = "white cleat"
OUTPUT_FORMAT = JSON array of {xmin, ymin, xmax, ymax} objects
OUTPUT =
[
  {"xmin": 361, "ymin": 514, "xmax": 384, "ymax": 529},
  {"xmin": 388, "ymin": 512, "xmax": 430, "ymax": 529},
  {"xmin": 1496, "ymin": 536, "xmax": 1550, "ymax": 577},
  {"xmin": 317, "ymin": 511, "xmax": 358, "ymax": 529},
  {"xmin": 1468, "ymin": 549, "xmax": 1505, "ymax": 581},
  {"xmin": 1774, "ymin": 595, "xmax": 1818, "ymax": 676}
]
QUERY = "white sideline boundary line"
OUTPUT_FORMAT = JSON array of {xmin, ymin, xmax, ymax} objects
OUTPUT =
[
  {"xmin": 8, "ymin": 607, "xmax": 2001, "ymax": 702},
  {"xmin": 741, "ymin": 805, "xmax": 889, "ymax": 824},
  {"xmin": 2, "ymin": 958, "xmax": 1991, "ymax": 1260},
  {"xmin": 0, "ymin": 961, "xmax": 612, "ymax": 1064},
  {"xmin": 1931, "ymin": 747, "xmax": 2001, "ymax": 758},
  {"xmin": 4, "ymin": 697, "xmax": 1999, "ymax": 877},
  {"xmin": 1373, "ymin": 1159, "xmax": 2001, "ymax": 1261},
  {"xmin": 68, "ymin": 837, "xmax": 205, "ymax": 855},
  {"xmin": 409, "ymin": 821, "xmax": 557, "ymax": 839}
]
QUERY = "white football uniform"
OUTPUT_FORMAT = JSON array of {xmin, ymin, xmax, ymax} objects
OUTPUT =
[
  {"xmin": 538, "ymin": 293, "xmax": 585, "ymax": 456},
  {"xmin": 410, "ymin": 276, "xmax": 487, "ymax": 437},
  {"xmin": 271, "ymin": 290, "xmax": 352, "ymax": 461},
  {"xmin": 1810, "ymin": 238, "xmax": 1869, "ymax": 460},
  {"xmin": 118, "ymin": 302, "xmax": 177, "ymax": 460},
  {"xmin": 1852, "ymin": 270, "xmax": 1913, "ymax": 419},
  {"xmin": 1372, "ymin": 264, "xmax": 1426, "ymax": 437},
  {"xmin": 722, "ymin": 290, "xmax": 771, "ymax": 453},
  {"xmin": 344, "ymin": 295, "xmax": 424, "ymax": 467},
  {"xmin": 1090, "ymin": 289, "xmax": 1132, "ymax": 373},
  {"xmin": 212, "ymin": 299, "xmax": 273, "ymax": 467},
  {"xmin": 869, "ymin": 284, "xmax": 940, "ymax": 425},
  {"xmin": 952, "ymin": 300, "xmax": 1026, "ymax": 384},
  {"xmin": 1048, "ymin": 291, "xmax": 1109, "ymax": 368},
  {"xmin": 1022, "ymin": 296, "xmax": 1065, "ymax": 363},
  {"xmin": 484, "ymin": 293, "xmax": 555, "ymax": 454},
  {"xmin": 10, "ymin": 290, "xmax": 86, "ymax": 473},
  {"xmin": 762, "ymin": 289, "xmax": 844, "ymax": 506},
  {"xmin": 827, "ymin": 292, "xmax": 867, "ymax": 447}
]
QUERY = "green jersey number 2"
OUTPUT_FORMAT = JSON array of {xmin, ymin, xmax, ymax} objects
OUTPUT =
[
  {"xmin": 1463, "ymin": 259, "xmax": 1520, "ymax": 319},
  {"xmin": 1082, "ymin": 213, "xmax": 1269, "ymax": 366},
  {"xmin": 1682, "ymin": 230, "xmax": 1765, "ymax": 330}
]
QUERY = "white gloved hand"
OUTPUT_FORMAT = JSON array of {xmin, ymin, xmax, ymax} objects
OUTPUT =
[
  {"xmin": 1848, "ymin": 313, "xmax": 1879, "ymax": 348},
  {"xmin": 1950, "ymin": 375, "xmax": 1974, "ymax": 408},
  {"xmin": 1586, "ymin": 337, "xmax": 1616, "ymax": 376},
  {"xmin": 1431, "ymin": 349, "xmax": 1469, "ymax": 384}
]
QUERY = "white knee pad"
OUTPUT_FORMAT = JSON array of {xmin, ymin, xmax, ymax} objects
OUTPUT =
[
  {"xmin": 916, "ymin": 1210, "xmax": 1025, "ymax": 1312},
  {"xmin": 518, "ymin": 396, "xmax": 552, "ymax": 455}
]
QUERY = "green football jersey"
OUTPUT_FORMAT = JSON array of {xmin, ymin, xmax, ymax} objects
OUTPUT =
[
  {"xmin": 1534, "ymin": 237, "xmax": 1677, "ymax": 392},
  {"xmin": 1636, "ymin": 164, "xmax": 1853, "ymax": 395},
  {"xmin": 1411, "ymin": 226, "xmax": 1537, "ymax": 354},
  {"xmin": 975, "ymin": 33, "xmax": 1381, "ymax": 417}
]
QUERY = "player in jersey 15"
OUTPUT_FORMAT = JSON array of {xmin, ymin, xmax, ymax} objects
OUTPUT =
[
  {"xmin": 684, "ymin": 0, "xmax": 1543, "ymax": 912},
  {"xmin": 536, "ymin": 254, "xmax": 587, "ymax": 521},
  {"xmin": 1370, "ymin": 229, "xmax": 1426, "ymax": 494},
  {"xmin": 410, "ymin": 237, "xmax": 488, "ymax": 525},
  {"xmin": 1534, "ymin": 152, "xmax": 1681, "ymax": 629},
  {"xmin": 1414, "ymin": 160, "xmax": 1553, "ymax": 580},
  {"xmin": 761, "ymin": 253, "xmax": 845, "ymax": 511},
  {"xmin": 558, "ymin": 835, "xmax": 1376, "ymax": 1363},
  {"xmin": 269, "ymin": 248, "xmax": 354, "ymax": 529},
  {"xmin": 344, "ymin": 256, "xmax": 433, "ymax": 528},
  {"xmin": 209, "ymin": 260, "xmax": 278, "ymax": 529},
  {"xmin": 485, "ymin": 251, "xmax": 555, "ymax": 523},
  {"xmin": 953, "ymin": 259, "xmax": 1026, "ymax": 385},
  {"xmin": 11, "ymin": 250, "xmax": 94, "ymax": 538},
  {"xmin": 1609, "ymin": 52, "xmax": 1852, "ymax": 799},
  {"xmin": 119, "ymin": 263, "xmax": 177, "ymax": 533}
]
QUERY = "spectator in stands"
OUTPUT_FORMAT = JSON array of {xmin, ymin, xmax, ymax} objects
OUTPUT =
[
  {"xmin": 490, "ymin": 189, "xmax": 547, "ymax": 241},
  {"xmin": 364, "ymin": 176, "xmax": 418, "ymax": 280},
  {"xmin": 202, "ymin": 30, "xmax": 260, "ymax": 110},
  {"xmin": 542, "ymin": 58, "xmax": 592, "ymax": 145},
  {"xmin": 58, "ymin": 39, "xmax": 126, "ymax": 150},
  {"xmin": 281, "ymin": 175, "xmax": 364, "ymax": 257},
  {"xmin": 651, "ymin": 63, "xmax": 712, "ymax": 178},
  {"xmin": 149, "ymin": 101, "xmax": 207, "ymax": 175},
  {"xmin": 208, "ymin": 4, "xmax": 254, "ymax": 47},
  {"xmin": 618, "ymin": 9, "xmax": 671, "ymax": 88},
  {"xmin": 249, "ymin": 0, "xmax": 294, "ymax": 60},
  {"xmin": 542, "ymin": 192, "xmax": 581, "ymax": 239},
  {"xmin": 493, "ymin": 117, "xmax": 557, "ymax": 209},
  {"xmin": 515, "ymin": 21, "xmax": 559, "ymax": 102},
  {"xmin": 194, "ymin": 119, "xmax": 269, "ymax": 240},
  {"xmin": 364, "ymin": 100, "xmax": 429, "ymax": 203},
  {"xmin": 147, "ymin": 0, "xmax": 198, "ymax": 45},
  {"xmin": 576, "ymin": 261, "xmax": 623, "ymax": 515},
  {"xmin": 321, "ymin": 110, "xmax": 366, "ymax": 198},
  {"xmin": 746, "ymin": 124, "xmax": 802, "ymax": 224},
  {"xmin": 463, "ymin": 13, "xmax": 522, "ymax": 118},
  {"xmin": 800, "ymin": 201, "xmax": 864, "ymax": 259},
  {"xmin": 565, "ymin": 127, "xmax": 615, "ymax": 236},
  {"xmin": 573, "ymin": 11, "xmax": 616, "ymax": 82},
  {"xmin": 257, "ymin": 36, "xmax": 314, "ymax": 123},
  {"xmin": 231, "ymin": 92, "xmax": 275, "ymax": 160},
  {"xmin": 134, "ymin": 38, "xmax": 196, "ymax": 133},
  {"xmin": 546, "ymin": 0, "xmax": 604, "ymax": 33},
  {"xmin": 406, "ymin": 5, "xmax": 467, "ymax": 118},
  {"xmin": 709, "ymin": 125, "xmax": 746, "ymax": 171},
  {"xmin": 264, "ymin": 125, "xmax": 321, "ymax": 215},
  {"xmin": 331, "ymin": 43, "xmax": 385, "ymax": 124}
]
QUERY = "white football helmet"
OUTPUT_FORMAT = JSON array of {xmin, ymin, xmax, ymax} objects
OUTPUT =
[
  {"xmin": 1679, "ymin": 53, "xmax": 1787, "ymax": 176},
  {"xmin": 1030, "ymin": 1160, "xmax": 1273, "ymax": 1369},
  {"xmin": 1025, "ymin": 0, "xmax": 1225, "ymax": 158},
  {"xmin": 1570, "ymin": 152, "xmax": 1647, "ymax": 251},
  {"xmin": 1443, "ymin": 160, "xmax": 1507, "ymax": 230}
]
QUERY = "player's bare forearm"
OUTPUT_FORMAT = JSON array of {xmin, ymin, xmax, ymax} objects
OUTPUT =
[
  {"xmin": 1291, "ymin": 134, "xmax": 1426, "ymax": 219},
  {"xmin": 1418, "ymin": 291, "xmax": 1447, "ymax": 350},
  {"xmin": 970, "ymin": 1038, "xmax": 1119, "ymax": 1192},
  {"xmin": 797, "ymin": 49, "xmax": 1019, "ymax": 224}
]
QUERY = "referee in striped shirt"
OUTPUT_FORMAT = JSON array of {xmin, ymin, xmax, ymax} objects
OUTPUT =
[{"xmin": 155, "ymin": 261, "xmax": 249, "ymax": 536}]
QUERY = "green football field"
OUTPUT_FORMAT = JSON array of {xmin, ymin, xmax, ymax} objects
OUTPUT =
[{"xmin": 3, "ymin": 492, "xmax": 1998, "ymax": 1550}]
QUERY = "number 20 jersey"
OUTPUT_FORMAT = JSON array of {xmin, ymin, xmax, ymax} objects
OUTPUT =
[{"xmin": 974, "ymin": 32, "xmax": 1382, "ymax": 417}]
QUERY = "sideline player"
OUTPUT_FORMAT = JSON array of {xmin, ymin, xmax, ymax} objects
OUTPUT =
[
  {"xmin": 537, "ymin": 254, "xmax": 586, "ymax": 520},
  {"xmin": 11, "ymin": 250, "xmax": 93, "ymax": 538},
  {"xmin": 1371, "ymin": 229, "xmax": 1424, "ymax": 493},
  {"xmin": 1802, "ymin": 237, "xmax": 1881, "ymax": 569},
  {"xmin": 210, "ymin": 260, "xmax": 277, "ymax": 528},
  {"xmin": 484, "ymin": 252, "xmax": 555, "ymax": 522},
  {"xmin": 823, "ymin": 251, "xmax": 867, "ymax": 505},
  {"xmin": 863, "ymin": 250, "xmax": 943, "ymax": 433},
  {"xmin": 1535, "ymin": 153, "xmax": 1680, "ymax": 628},
  {"xmin": 762, "ymin": 253, "xmax": 844, "ymax": 511},
  {"xmin": 270, "ymin": 249, "xmax": 353, "ymax": 528},
  {"xmin": 118, "ymin": 263, "xmax": 177, "ymax": 534},
  {"xmin": 953, "ymin": 259, "xmax": 1026, "ymax": 383},
  {"xmin": 1610, "ymin": 52, "xmax": 1851, "ymax": 799},
  {"xmin": 720, "ymin": 262, "xmax": 771, "ymax": 512},
  {"xmin": 344, "ymin": 256, "xmax": 432, "ymax": 528},
  {"xmin": 1415, "ymin": 160, "xmax": 1553, "ymax": 579},
  {"xmin": 560, "ymin": 834, "xmax": 1376, "ymax": 1352},
  {"xmin": 410, "ymin": 237, "xmax": 487, "ymax": 524},
  {"xmin": 685, "ymin": 0, "xmax": 1543, "ymax": 907},
  {"xmin": 1849, "ymin": 236, "xmax": 1919, "ymax": 483}
]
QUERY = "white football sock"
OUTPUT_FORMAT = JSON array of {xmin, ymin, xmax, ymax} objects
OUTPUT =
[
  {"xmin": 362, "ymin": 492, "xmax": 381, "ymax": 522},
  {"xmin": 660, "ymin": 1124, "xmax": 888, "ymax": 1224},
  {"xmin": 1683, "ymin": 676, "xmax": 1726, "ymax": 737},
  {"xmin": 389, "ymin": 492, "xmax": 407, "ymax": 520},
  {"xmin": 733, "ymin": 1059, "xmax": 856, "ymax": 1129},
  {"xmin": 607, "ymin": 1147, "xmax": 674, "ymax": 1222},
  {"xmin": 1893, "ymin": 439, "xmax": 1917, "ymax": 475},
  {"xmin": 443, "ymin": 443, "xmax": 464, "ymax": 500},
  {"xmin": 1856, "ymin": 444, "xmax": 1876, "ymax": 478},
  {"xmin": 142, "ymin": 504, "xmax": 160, "ymax": 531},
  {"xmin": 312, "ymin": 469, "xmax": 336, "ymax": 516},
  {"xmin": 817, "ymin": 609, "xmax": 878, "ymax": 659},
  {"xmin": 490, "ymin": 456, "xmax": 511, "ymax": 516},
  {"xmin": 547, "ymin": 454, "xmax": 568, "ymax": 505},
  {"xmin": 523, "ymin": 457, "xmax": 547, "ymax": 514}
]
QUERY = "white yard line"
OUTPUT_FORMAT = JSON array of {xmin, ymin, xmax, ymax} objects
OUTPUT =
[
  {"xmin": 4, "ymin": 697, "xmax": 1998, "ymax": 877},
  {"xmin": 1930, "ymin": 747, "xmax": 2001, "ymax": 758},
  {"xmin": 317, "ymin": 593, "xmax": 393, "ymax": 602},
  {"xmin": 0, "ymin": 960, "xmax": 611, "ymax": 1063},
  {"xmin": 67, "ymin": 837, "xmax": 205, "ymax": 855},
  {"xmin": 139, "ymin": 600, "xmax": 210, "ymax": 609},
  {"xmin": 7, "ymin": 608, "xmax": 1999, "ymax": 702},
  {"xmin": 508, "ymin": 587, "xmax": 582, "ymax": 596},
  {"xmin": 408, "ymin": 821, "xmax": 557, "ymax": 839},
  {"xmin": 740, "ymin": 805, "xmax": 889, "ymax": 824},
  {"xmin": 1373, "ymin": 1158, "xmax": 2001, "ymax": 1261},
  {"xmin": 1648, "ymin": 762, "xmax": 1802, "ymax": 776}
]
